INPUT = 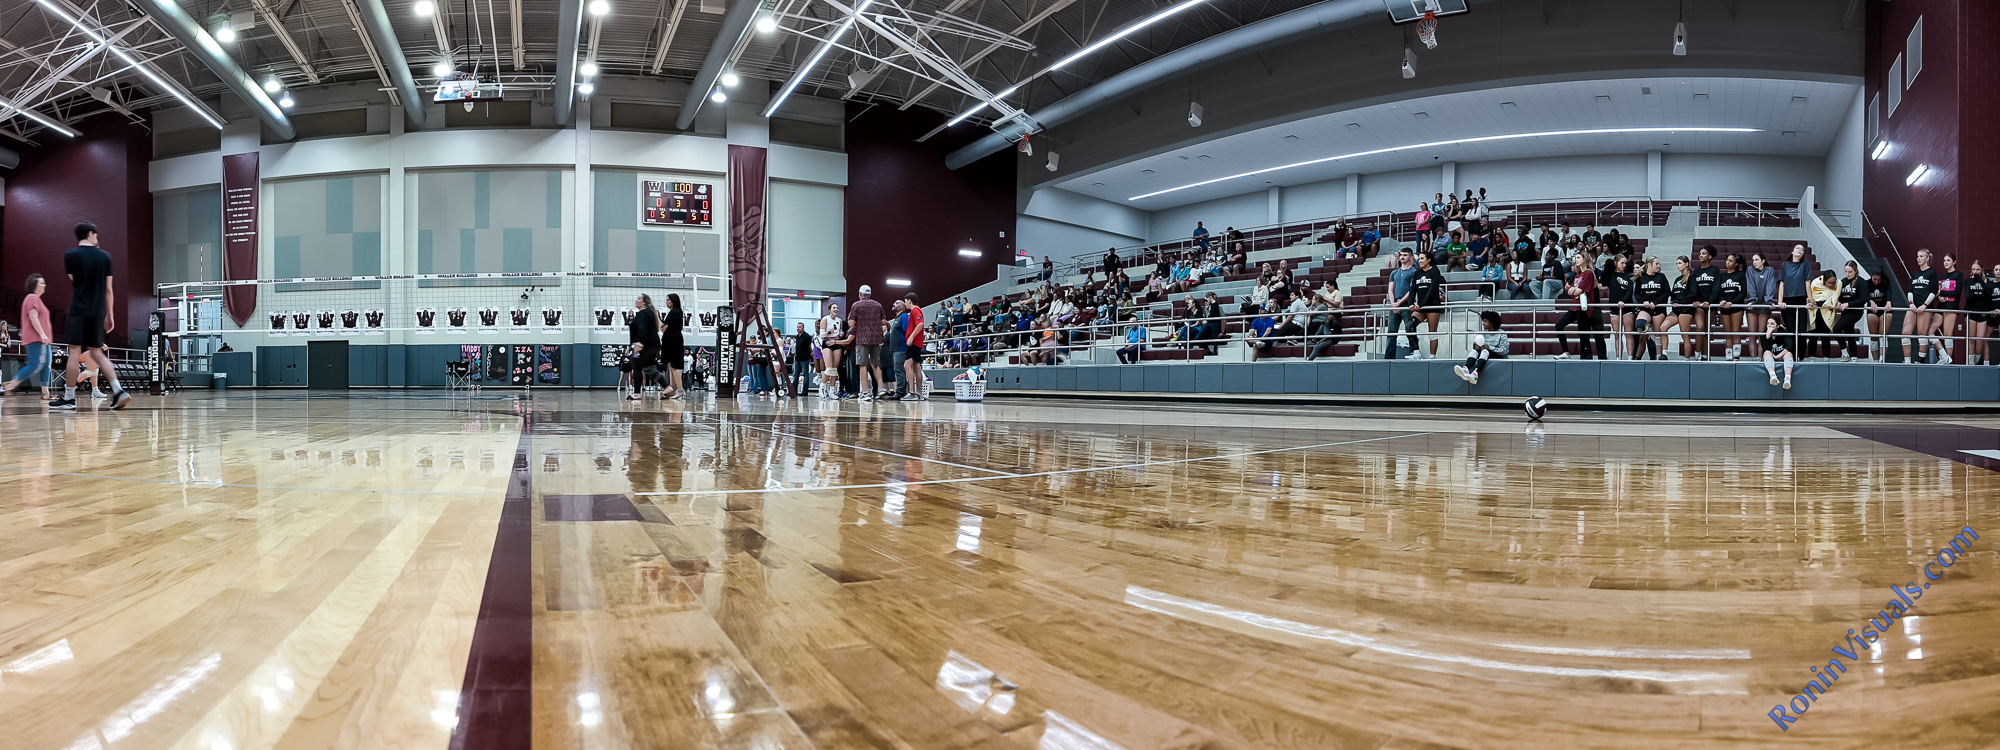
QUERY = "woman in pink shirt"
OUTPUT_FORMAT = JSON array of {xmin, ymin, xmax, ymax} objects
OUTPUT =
[{"xmin": 3, "ymin": 274, "xmax": 53, "ymax": 400}]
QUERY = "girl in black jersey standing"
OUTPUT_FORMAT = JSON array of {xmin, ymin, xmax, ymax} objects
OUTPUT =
[
  {"xmin": 1902, "ymin": 248, "xmax": 1938, "ymax": 364},
  {"xmin": 1865, "ymin": 268, "xmax": 1892, "ymax": 361},
  {"xmin": 1632, "ymin": 256, "xmax": 1671, "ymax": 360},
  {"xmin": 1670, "ymin": 256, "xmax": 1699, "ymax": 359},
  {"xmin": 1603, "ymin": 255, "xmax": 1635, "ymax": 359},
  {"xmin": 1933, "ymin": 253, "xmax": 1963, "ymax": 364},
  {"xmin": 1691, "ymin": 246, "xmax": 1722, "ymax": 360},
  {"xmin": 1987, "ymin": 266, "xmax": 2000, "ymax": 365},
  {"xmin": 1832, "ymin": 261, "xmax": 1869, "ymax": 362},
  {"xmin": 1407, "ymin": 251, "xmax": 1448, "ymax": 360},
  {"xmin": 1716, "ymin": 253, "xmax": 1749, "ymax": 361},
  {"xmin": 1963, "ymin": 259, "xmax": 1991, "ymax": 366}
]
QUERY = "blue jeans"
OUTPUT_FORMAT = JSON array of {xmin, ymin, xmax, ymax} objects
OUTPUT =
[
  {"xmin": 14, "ymin": 342, "xmax": 50, "ymax": 387},
  {"xmin": 1383, "ymin": 310, "xmax": 1414, "ymax": 358}
]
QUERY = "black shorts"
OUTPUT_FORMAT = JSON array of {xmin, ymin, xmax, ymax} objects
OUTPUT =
[
  {"xmin": 64, "ymin": 317, "xmax": 105, "ymax": 348},
  {"xmin": 1715, "ymin": 306, "xmax": 1744, "ymax": 319},
  {"xmin": 905, "ymin": 347, "xmax": 927, "ymax": 363},
  {"xmin": 1934, "ymin": 300, "xmax": 1961, "ymax": 311},
  {"xmin": 1967, "ymin": 311, "xmax": 1994, "ymax": 324}
]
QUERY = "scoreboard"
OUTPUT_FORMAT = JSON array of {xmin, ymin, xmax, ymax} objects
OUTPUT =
[{"xmin": 642, "ymin": 180, "xmax": 713, "ymax": 227}]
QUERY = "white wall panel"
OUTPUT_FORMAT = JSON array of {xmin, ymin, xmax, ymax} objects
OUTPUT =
[
  {"xmin": 769, "ymin": 144, "xmax": 849, "ymax": 186},
  {"xmin": 767, "ymin": 180, "xmax": 846, "ymax": 293},
  {"xmin": 1148, "ymin": 190, "xmax": 1267, "ymax": 241},
  {"xmin": 1018, "ymin": 215, "xmax": 1147, "ymax": 262},
  {"xmin": 1661, "ymin": 154, "xmax": 1824, "ymax": 200},
  {"xmin": 1822, "ymin": 88, "xmax": 1866, "ymax": 217},
  {"xmin": 1358, "ymin": 166, "xmax": 1443, "ymax": 214},
  {"xmin": 1454, "ymin": 154, "xmax": 1648, "ymax": 203},
  {"xmin": 589, "ymin": 130, "xmax": 730, "ymax": 174},
  {"xmin": 1277, "ymin": 178, "xmax": 1348, "ymax": 222},
  {"xmin": 150, "ymin": 152, "xmax": 223, "ymax": 192},
  {"xmin": 1023, "ymin": 188, "xmax": 1148, "ymax": 240}
]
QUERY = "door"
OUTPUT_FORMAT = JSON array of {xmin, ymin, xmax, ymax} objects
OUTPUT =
[{"xmin": 308, "ymin": 340, "xmax": 349, "ymax": 389}]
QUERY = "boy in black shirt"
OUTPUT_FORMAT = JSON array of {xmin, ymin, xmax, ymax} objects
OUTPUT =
[{"xmin": 54, "ymin": 221, "xmax": 131, "ymax": 410}]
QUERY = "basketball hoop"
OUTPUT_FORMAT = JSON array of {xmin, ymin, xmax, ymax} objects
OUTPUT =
[
  {"xmin": 1016, "ymin": 133, "xmax": 1033, "ymax": 155},
  {"xmin": 1416, "ymin": 11, "xmax": 1439, "ymax": 49}
]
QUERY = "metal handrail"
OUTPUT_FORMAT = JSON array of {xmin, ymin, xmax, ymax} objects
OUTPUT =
[{"xmin": 920, "ymin": 295, "xmax": 1988, "ymax": 367}]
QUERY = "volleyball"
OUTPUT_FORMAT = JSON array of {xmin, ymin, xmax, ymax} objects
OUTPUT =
[{"xmin": 1523, "ymin": 396, "xmax": 1549, "ymax": 421}]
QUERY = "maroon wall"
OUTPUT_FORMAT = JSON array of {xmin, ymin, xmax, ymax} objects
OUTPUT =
[
  {"xmin": 843, "ymin": 104, "xmax": 1015, "ymax": 305},
  {"xmin": 1862, "ymin": 0, "xmax": 2000, "ymax": 277},
  {"xmin": 2, "ymin": 114, "xmax": 153, "ymax": 345}
]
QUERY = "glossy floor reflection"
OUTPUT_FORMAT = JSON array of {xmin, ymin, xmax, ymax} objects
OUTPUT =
[{"xmin": 1, "ymin": 391, "xmax": 1996, "ymax": 749}]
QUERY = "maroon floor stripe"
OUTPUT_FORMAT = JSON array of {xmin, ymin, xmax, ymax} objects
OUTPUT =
[
  {"xmin": 1835, "ymin": 424, "xmax": 2000, "ymax": 472},
  {"xmin": 449, "ymin": 416, "xmax": 534, "ymax": 750}
]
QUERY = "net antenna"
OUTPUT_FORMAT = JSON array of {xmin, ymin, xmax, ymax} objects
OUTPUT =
[{"xmin": 1415, "ymin": 9, "xmax": 1439, "ymax": 49}]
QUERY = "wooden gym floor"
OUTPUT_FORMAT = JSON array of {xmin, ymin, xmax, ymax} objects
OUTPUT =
[{"xmin": 0, "ymin": 390, "xmax": 1996, "ymax": 749}]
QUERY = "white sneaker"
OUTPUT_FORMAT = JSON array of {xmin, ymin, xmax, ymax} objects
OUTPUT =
[
  {"xmin": 1729, "ymin": 345, "xmax": 1740, "ymax": 361},
  {"xmin": 1938, "ymin": 350, "xmax": 1953, "ymax": 365},
  {"xmin": 1554, "ymin": 352, "xmax": 1571, "ymax": 360},
  {"xmin": 1769, "ymin": 374, "xmax": 1780, "ymax": 386},
  {"xmin": 1405, "ymin": 351, "xmax": 1425, "ymax": 360},
  {"xmin": 1467, "ymin": 372, "xmax": 1479, "ymax": 385},
  {"xmin": 1783, "ymin": 377, "xmax": 1793, "ymax": 390},
  {"xmin": 1454, "ymin": 365, "xmax": 1473, "ymax": 383},
  {"xmin": 1842, "ymin": 353, "xmax": 1853, "ymax": 362}
]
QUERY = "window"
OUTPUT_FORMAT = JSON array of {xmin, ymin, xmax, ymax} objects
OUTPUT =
[
  {"xmin": 1887, "ymin": 56, "xmax": 1902, "ymax": 116},
  {"xmin": 1907, "ymin": 17, "xmax": 1923, "ymax": 87}
]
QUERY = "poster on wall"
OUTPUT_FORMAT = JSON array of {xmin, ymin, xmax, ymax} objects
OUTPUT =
[
  {"xmin": 538, "ymin": 344, "xmax": 562, "ymax": 384},
  {"xmin": 484, "ymin": 345, "xmax": 510, "ymax": 382},
  {"xmin": 599, "ymin": 344, "xmax": 627, "ymax": 368},
  {"xmin": 511, "ymin": 345, "xmax": 535, "ymax": 386},
  {"xmin": 416, "ymin": 308, "xmax": 438, "ymax": 334},
  {"xmin": 365, "ymin": 309, "xmax": 385, "ymax": 335},
  {"xmin": 446, "ymin": 307, "xmax": 469, "ymax": 333},
  {"xmin": 291, "ymin": 311, "xmax": 309, "ymax": 333},
  {"xmin": 461, "ymin": 345, "xmax": 484, "ymax": 380},
  {"xmin": 268, "ymin": 311, "xmax": 288, "ymax": 337},
  {"xmin": 340, "ymin": 309, "xmax": 360, "ymax": 333},
  {"xmin": 316, "ymin": 310, "xmax": 336, "ymax": 335},
  {"xmin": 541, "ymin": 307, "xmax": 563, "ymax": 335},
  {"xmin": 593, "ymin": 307, "xmax": 616, "ymax": 333},
  {"xmin": 508, "ymin": 307, "xmax": 531, "ymax": 334},
  {"xmin": 477, "ymin": 307, "xmax": 501, "ymax": 334}
]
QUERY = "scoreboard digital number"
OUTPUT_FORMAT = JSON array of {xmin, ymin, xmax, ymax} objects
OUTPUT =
[{"xmin": 642, "ymin": 180, "xmax": 713, "ymax": 227}]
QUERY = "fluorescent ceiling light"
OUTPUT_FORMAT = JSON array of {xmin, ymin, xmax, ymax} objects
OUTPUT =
[
  {"xmin": 764, "ymin": 0, "xmax": 875, "ymax": 117},
  {"xmin": 886, "ymin": 278, "xmax": 912, "ymax": 287},
  {"xmin": 32, "ymin": 0, "xmax": 225, "ymax": 129},
  {"xmin": 1128, "ymin": 126, "xmax": 1762, "ymax": 201},
  {"xmin": 1871, "ymin": 140, "xmax": 1890, "ymax": 160},
  {"xmin": 945, "ymin": 0, "xmax": 1216, "ymax": 128},
  {"xmin": 957, "ymin": 249, "xmax": 983, "ymax": 257},
  {"xmin": 1906, "ymin": 164, "xmax": 1929, "ymax": 186},
  {"xmin": 0, "ymin": 94, "xmax": 77, "ymax": 137}
]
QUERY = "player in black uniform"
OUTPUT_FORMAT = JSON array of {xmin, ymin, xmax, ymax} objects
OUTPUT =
[
  {"xmin": 1602, "ymin": 255, "xmax": 1634, "ymax": 359},
  {"xmin": 1932, "ymin": 253, "xmax": 1963, "ymax": 365},
  {"xmin": 1632, "ymin": 256, "xmax": 1671, "ymax": 360},
  {"xmin": 1987, "ymin": 266, "xmax": 2000, "ymax": 366},
  {"xmin": 1716, "ymin": 253, "xmax": 1749, "ymax": 361},
  {"xmin": 1831, "ymin": 261, "xmax": 1870, "ymax": 362},
  {"xmin": 1901, "ymin": 248, "xmax": 1938, "ymax": 364},
  {"xmin": 1963, "ymin": 259, "xmax": 1991, "ymax": 366},
  {"xmin": 1760, "ymin": 318, "xmax": 1796, "ymax": 390},
  {"xmin": 1864, "ymin": 268, "xmax": 1891, "ymax": 361},
  {"xmin": 1406, "ymin": 251, "xmax": 1448, "ymax": 360},
  {"xmin": 1689, "ymin": 246, "xmax": 1722, "ymax": 360},
  {"xmin": 1668, "ymin": 256, "xmax": 1698, "ymax": 359}
]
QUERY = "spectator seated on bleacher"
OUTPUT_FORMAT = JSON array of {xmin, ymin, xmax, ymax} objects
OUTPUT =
[
  {"xmin": 1246, "ymin": 305, "xmax": 1281, "ymax": 362},
  {"xmin": 1360, "ymin": 223, "xmax": 1381, "ymax": 258},
  {"xmin": 1116, "ymin": 316, "xmax": 1146, "ymax": 364},
  {"xmin": 1304, "ymin": 280, "xmax": 1345, "ymax": 361},
  {"xmin": 1441, "ymin": 230, "xmax": 1469, "ymax": 272},
  {"xmin": 1479, "ymin": 254, "xmax": 1506, "ymax": 302}
]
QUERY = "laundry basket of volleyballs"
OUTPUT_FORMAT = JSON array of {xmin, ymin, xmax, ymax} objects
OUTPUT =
[{"xmin": 953, "ymin": 367, "xmax": 986, "ymax": 402}]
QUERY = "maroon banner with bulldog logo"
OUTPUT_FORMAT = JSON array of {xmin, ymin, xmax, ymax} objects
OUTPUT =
[
  {"xmin": 726, "ymin": 144, "xmax": 768, "ymax": 326},
  {"xmin": 222, "ymin": 152, "xmax": 260, "ymax": 327}
]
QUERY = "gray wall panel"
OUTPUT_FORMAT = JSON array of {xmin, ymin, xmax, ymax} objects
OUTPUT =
[
  {"xmin": 1600, "ymin": 362, "xmax": 1644, "ymax": 399},
  {"xmin": 1554, "ymin": 362, "xmax": 1601, "ymax": 398},
  {"xmin": 1828, "ymin": 364, "xmax": 1873, "ymax": 400},
  {"xmin": 1916, "ymin": 368, "xmax": 1960, "ymax": 402},
  {"xmin": 1642, "ymin": 363, "xmax": 1690, "ymax": 399}
]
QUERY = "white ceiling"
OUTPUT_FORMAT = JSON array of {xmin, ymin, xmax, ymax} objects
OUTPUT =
[{"xmin": 1054, "ymin": 77, "xmax": 1861, "ymax": 210}]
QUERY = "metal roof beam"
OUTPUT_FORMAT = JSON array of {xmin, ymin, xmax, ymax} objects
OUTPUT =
[
  {"xmin": 676, "ymin": 0, "xmax": 765, "ymax": 129},
  {"xmin": 355, "ymin": 0, "xmax": 426, "ymax": 126}
]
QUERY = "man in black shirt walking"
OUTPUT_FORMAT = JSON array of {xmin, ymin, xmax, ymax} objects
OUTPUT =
[{"xmin": 54, "ymin": 221, "xmax": 132, "ymax": 410}]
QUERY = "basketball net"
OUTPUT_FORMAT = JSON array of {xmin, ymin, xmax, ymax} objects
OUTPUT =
[
  {"xmin": 1417, "ymin": 11, "xmax": 1438, "ymax": 49},
  {"xmin": 1016, "ymin": 133, "xmax": 1032, "ymax": 154}
]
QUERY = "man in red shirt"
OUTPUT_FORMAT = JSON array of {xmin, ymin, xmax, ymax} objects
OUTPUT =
[
  {"xmin": 901, "ymin": 293, "xmax": 927, "ymax": 400},
  {"xmin": 847, "ymin": 285, "xmax": 888, "ymax": 400}
]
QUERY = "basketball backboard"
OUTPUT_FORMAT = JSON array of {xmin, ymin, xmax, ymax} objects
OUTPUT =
[{"xmin": 1385, "ymin": 0, "xmax": 1469, "ymax": 24}]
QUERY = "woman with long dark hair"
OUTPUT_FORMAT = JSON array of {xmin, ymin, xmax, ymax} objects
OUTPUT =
[
  {"xmin": 661, "ymin": 293, "xmax": 686, "ymax": 398},
  {"xmin": 627, "ymin": 294, "xmax": 659, "ymax": 401},
  {"xmin": 1831, "ymin": 261, "xmax": 1869, "ymax": 362},
  {"xmin": 1716, "ymin": 253, "xmax": 1748, "ymax": 361},
  {"xmin": 1690, "ymin": 246, "xmax": 1722, "ymax": 360},
  {"xmin": 1865, "ymin": 268, "xmax": 1892, "ymax": 361},
  {"xmin": 1602, "ymin": 255, "xmax": 1634, "ymax": 359},
  {"xmin": 1967, "ymin": 260, "xmax": 1994, "ymax": 366},
  {"xmin": 1670, "ymin": 256, "xmax": 1698, "ymax": 359},
  {"xmin": 1933, "ymin": 253, "xmax": 1964, "ymax": 364},
  {"xmin": 1631, "ymin": 256, "xmax": 1670, "ymax": 360},
  {"xmin": 1745, "ymin": 252, "xmax": 1777, "ymax": 358}
]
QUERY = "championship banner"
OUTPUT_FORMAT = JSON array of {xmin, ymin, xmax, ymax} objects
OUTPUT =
[{"xmin": 222, "ymin": 153, "xmax": 260, "ymax": 327}]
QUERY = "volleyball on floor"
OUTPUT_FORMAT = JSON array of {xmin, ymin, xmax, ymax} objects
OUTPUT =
[{"xmin": 1523, "ymin": 396, "xmax": 1549, "ymax": 421}]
